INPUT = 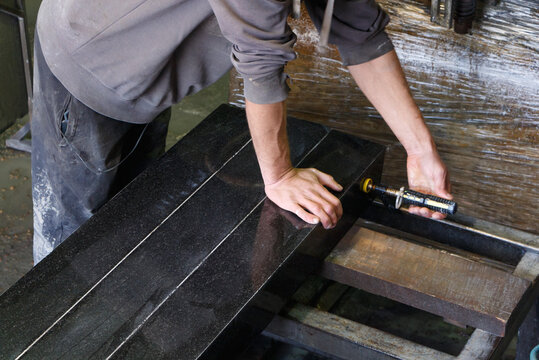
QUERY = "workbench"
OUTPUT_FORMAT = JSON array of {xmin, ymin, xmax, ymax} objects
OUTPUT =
[{"xmin": 0, "ymin": 105, "xmax": 537, "ymax": 359}]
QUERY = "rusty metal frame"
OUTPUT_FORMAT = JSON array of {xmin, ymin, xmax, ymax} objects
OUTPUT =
[
  {"xmin": 264, "ymin": 304, "xmax": 454, "ymax": 360},
  {"xmin": 264, "ymin": 217, "xmax": 539, "ymax": 360}
]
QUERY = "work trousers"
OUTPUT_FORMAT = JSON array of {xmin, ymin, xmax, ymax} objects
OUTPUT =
[{"xmin": 31, "ymin": 34, "xmax": 171, "ymax": 264}]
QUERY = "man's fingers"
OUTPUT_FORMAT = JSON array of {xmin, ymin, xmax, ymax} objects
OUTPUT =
[
  {"xmin": 440, "ymin": 191, "xmax": 453, "ymax": 200},
  {"xmin": 265, "ymin": 168, "xmax": 344, "ymax": 229},
  {"xmin": 409, "ymin": 205, "xmax": 446, "ymax": 220},
  {"xmin": 299, "ymin": 198, "xmax": 336, "ymax": 229},
  {"xmin": 434, "ymin": 178, "xmax": 453, "ymax": 200},
  {"xmin": 445, "ymin": 174, "xmax": 452, "ymax": 194},
  {"xmin": 431, "ymin": 212, "xmax": 446, "ymax": 220},
  {"xmin": 316, "ymin": 189, "xmax": 343, "ymax": 220},
  {"xmin": 408, "ymin": 205, "xmax": 424, "ymax": 217},
  {"xmin": 294, "ymin": 207, "xmax": 319, "ymax": 225},
  {"xmin": 437, "ymin": 186, "xmax": 453, "ymax": 200},
  {"xmin": 409, "ymin": 205, "xmax": 426, "ymax": 216},
  {"xmin": 310, "ymin": 168, "xmax": 343, "ymax": 191}
]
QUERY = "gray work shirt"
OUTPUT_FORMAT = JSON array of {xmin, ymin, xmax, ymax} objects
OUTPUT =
[{"xmin": 37, "ymin": 0, "xmax": 393, "ymax": 124}]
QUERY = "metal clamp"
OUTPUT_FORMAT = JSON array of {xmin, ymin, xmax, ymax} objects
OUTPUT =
[
  {"xmin": 430, "ymin": 0, "xmax": 454, "ymax": 28},
  {"xmin": 395, "ymin": 187, "xmax": 405, "ymax": 210}
]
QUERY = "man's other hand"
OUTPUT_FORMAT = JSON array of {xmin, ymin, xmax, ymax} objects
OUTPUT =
[
  {"xmin": 406, "ymin": 149, "xmax": 453, "ymax": 220},
  {"xmin": 265, "ymin": 168, "xmax": 343, "ymax": 229}
]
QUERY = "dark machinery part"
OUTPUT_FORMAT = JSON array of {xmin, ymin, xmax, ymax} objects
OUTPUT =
[
  {"xmin": 430, "ymin": 0, "xmax": 476, "ymax": 34},
  {"xmin": 454, "ymin": 0, "xmax": 476, "ymax": 34},
  {"xmin": 361, "ymin": 178, "xmax": 458, "ymax": 215},
  {"xmin": 1, "ymin": 0, "xmax": 33, "ymax": 153}
]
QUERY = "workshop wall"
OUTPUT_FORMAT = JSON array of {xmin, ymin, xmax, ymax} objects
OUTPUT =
[
  {"xmin": 229, "ymin": 0, "xmax": 538, "ymax": 234},
  {"xmin": 0, "ymin": 0, "xmax": 40, "ymax": 133}
]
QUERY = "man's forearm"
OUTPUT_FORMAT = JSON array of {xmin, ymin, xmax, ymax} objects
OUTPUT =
[
  {"xmin": 348, "ymin": 50, "xmax": 435, "ymax": 156},
  {"xmin": 245, "ymin": 100, "xmax": 292, "ymax": 185},
  {"xmin": 245, "ymin": 99, "xmax": 344, "ymax": 228},
  {"xmin": 348, "ymin": 49, "xmax": 452, "ymax": 217}
]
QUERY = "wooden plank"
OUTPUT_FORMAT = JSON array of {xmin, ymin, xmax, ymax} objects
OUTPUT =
[
  {"xmin": 229, "ymin": 0, "xmax": 539, "ymax": 234},
  {"xmin": 456, "ymin": 330, "xmax": 501, "ymax": 360},
  {"xmin": 264, "ymin": 303, "xmax": 455, "ymax": 360},
  {"xmin": 320, "ymin": 226, "xmax": 531, "ymax": 336},
  {"xmin": 457, "ymin": 252, "xmax": 539, "ymax": 360},
  {"xmin": 514, "ymin": 252, "xmax": 539, "ymax": 282},
  {"xmin": 316, "ymin": 282, "xmax": 349, "ymax": 312}
]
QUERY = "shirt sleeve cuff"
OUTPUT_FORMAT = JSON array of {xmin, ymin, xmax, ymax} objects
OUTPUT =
[
  {"xmin": 243, "ymin": 70, "xmax": 290, "ymax": 104},
  {"xmin": 338, "ymin": 31, "xmax": 395, "ymax": 67}
]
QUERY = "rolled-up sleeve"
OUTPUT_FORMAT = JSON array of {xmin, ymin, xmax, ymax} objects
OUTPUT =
[
  {"xmin": 209, "ymin": 0, "xmax": 297, "ymax": 104},
  {"xmin": 305, "ymin": 0, "xmax": 394, "ymax": 66}
]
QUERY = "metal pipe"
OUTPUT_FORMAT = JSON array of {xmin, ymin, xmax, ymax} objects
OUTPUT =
[
  {"xmin": 436, "ymin": 218, "xmax": 539, "ymax": 254},
  {"xmin": 454, "ymin": 0, "xmax": 476, "ymax": 34},
  {"xmin": 384, "ymin": 201, "xmax": 539, "ymax": 254},
  {"xmin": 430, "ymin": 0, "xmax": 454, "ymax": 29}
]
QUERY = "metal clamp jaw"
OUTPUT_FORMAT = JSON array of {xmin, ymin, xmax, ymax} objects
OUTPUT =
[{"xmin": 395, "ymin": 187, "xmax": 405, "ymax": 210}]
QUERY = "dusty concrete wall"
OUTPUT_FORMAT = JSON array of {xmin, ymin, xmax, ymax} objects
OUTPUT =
[
  {"xmin": 229, "ymin": 0, "xmax": 538, "ymax": 233},
  {"xmin": 0, "ymin": 0, "xmax": 40, "ymax": 133}
]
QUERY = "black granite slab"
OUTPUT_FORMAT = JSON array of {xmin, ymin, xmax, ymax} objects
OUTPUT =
[
  {"xmin": 0, "ymin": 105, "xmax": 249, "ymax": 357},
  {"xmin": 0, "ymin": 104, "xmax": 385, "ymax": 359},
  {"xmin": 109, "ymin": 132, "xmax": 385, "ymax": 360}
]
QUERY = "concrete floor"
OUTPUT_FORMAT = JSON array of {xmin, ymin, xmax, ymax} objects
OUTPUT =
[{"xmin": 0, "ymin": 73, "xmax": 229, "ymax": 293}]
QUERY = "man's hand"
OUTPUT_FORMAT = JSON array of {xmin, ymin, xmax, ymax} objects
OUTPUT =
[
  {"xmin": 406, "ymin": 149, "xmax": 452, "ymax": 219},
  {"xmin": 348, "ymin": 50, "xmax": 453, "ymax": 219},
  {"xmin": 265, "ymin": 168, "xmax": 343, "ymax": 229},
  {"xmin": 245, "ymin": 100, "xmax": 343, "ymax": 229}
]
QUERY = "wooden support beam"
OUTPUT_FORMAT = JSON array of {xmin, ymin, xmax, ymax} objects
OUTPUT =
[
  {"xmin": 264, "ymin": 303, "xmax": 455, "ymax": 360},
  {"xmin": 457, "ymin": 251, "xmax": 539, "ymax": 360},
  {"xmin": 456, "ymin": 330, "xmax": 501, "ymax": 360},
  {"xmin": 315, "ymin": 282, "xmax": 349, "ymax": 312},
  {"xmin": 320, "ymin": 226, "xmax": 531, "ymax": 336}
]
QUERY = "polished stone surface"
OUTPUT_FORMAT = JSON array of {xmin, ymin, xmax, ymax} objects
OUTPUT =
[
  {"xmin": 1, "ymin": 105, "xmax": 251, "ymax": 357},
  {"xmin": 0, "ymin": 105, "xmax": 385, "ymax": 359}
]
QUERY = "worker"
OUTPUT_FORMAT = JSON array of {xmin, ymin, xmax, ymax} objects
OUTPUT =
[{"xmin": 31, "ymin": 0, "xmax": 452, "ymax": 264}]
